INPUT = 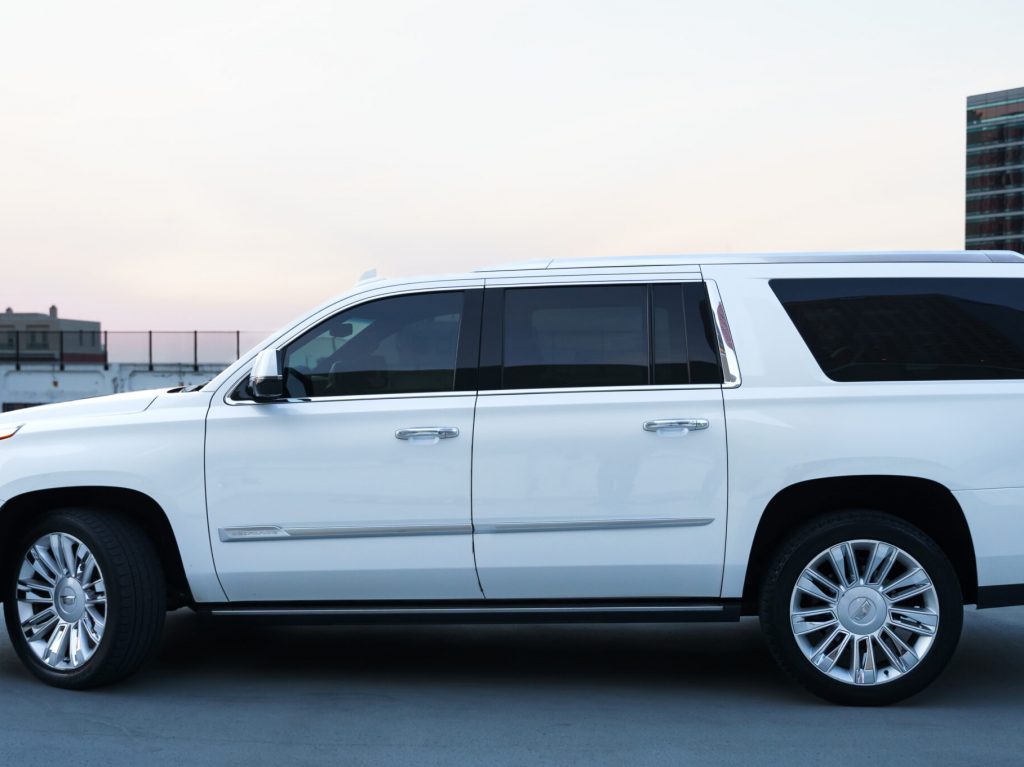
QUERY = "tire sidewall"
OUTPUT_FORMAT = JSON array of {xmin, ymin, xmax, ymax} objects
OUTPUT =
[
  {"xmin": 762, "ymin": 512, "xmax": 964, "ymax": 706},
  {"xmin": 3, "ymin": 510, "xmax": 124, "ymax": 688}
]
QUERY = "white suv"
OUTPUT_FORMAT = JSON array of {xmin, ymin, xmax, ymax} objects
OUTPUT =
[{"xmin": 2, "ymin": 251, "xmax": 1023, "ymax": 705}]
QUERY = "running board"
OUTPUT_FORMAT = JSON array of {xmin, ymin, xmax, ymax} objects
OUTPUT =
[{"xmin": 197, "ymin": 599, "xmax": 741, "ymax": 625}]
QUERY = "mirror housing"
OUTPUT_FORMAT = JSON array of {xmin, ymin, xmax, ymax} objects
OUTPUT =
[{"xmin": 250, "ymin": 348, "xmax": 285, "ymax": 402}]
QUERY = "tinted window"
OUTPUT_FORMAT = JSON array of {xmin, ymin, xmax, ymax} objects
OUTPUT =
[
  {"xmin": 282, "ymin": 291, "xmax": 465, "ymax": 397},
  {"xmin": 683, "ymin": 282, "xmax": 725, "ymax": 385},
  {"xmin": 771, "ymin": 278, "xmax": 1024, "ymax": 381},
  {"xmin": 503, "ymin": 285, "xmax": 648, "ymax": 389},
  {"xmin": 497, "ymin": 283, "xmax": 722, "ymax": 390},
  {"xmin": 652, "ymin": 284, "xmax": 687, "ymax": 384}
]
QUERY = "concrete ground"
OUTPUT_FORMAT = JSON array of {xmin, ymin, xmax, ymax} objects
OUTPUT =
[{"xmin": 0, "ymin": 607, "xmax": 1022, "ymax": 766}]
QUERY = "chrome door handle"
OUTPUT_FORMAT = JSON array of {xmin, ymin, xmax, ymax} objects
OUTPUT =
[
  {"xmin": 643, "ymin": 419, "xmax": 709, "ymax": 433},
  {"xmin": 395, "ymin": 427, "xmax": 460, "ymax": 441}
]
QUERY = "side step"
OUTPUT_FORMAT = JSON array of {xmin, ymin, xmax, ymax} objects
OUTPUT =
[{"xmin": 197, "ymin": 599, "xmax": 741, "ymax": 625}]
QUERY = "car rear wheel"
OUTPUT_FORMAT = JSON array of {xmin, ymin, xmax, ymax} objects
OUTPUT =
[
  {"xmin": 759, "ymin": 510, "xmax": 963, "ymax": 705},
  {"xmin": 3, "ymin": 508, "xmax": 166, "ymax": 689}
]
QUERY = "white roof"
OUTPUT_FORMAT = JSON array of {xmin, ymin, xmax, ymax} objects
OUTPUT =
[{"xmin": 475, "ymin": 251, "xmax": 1024, "ymax": 272}]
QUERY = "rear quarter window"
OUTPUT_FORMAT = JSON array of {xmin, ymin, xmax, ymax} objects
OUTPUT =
[{"xmin": 770, "ymin": 278, "xmax": 1024, "ymax": 382}]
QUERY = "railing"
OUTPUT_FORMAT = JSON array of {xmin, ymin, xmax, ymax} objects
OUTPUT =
[{"xmin": 0, "ymin": 331, "xmax": 267, "ymax": 371}]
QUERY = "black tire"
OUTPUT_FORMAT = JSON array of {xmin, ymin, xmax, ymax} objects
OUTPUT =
[
  {"xmin": 3, "ymin": 508, "xmax": 166, "ymax": 689},
  {"xmin": 759, "ymin": 510, "xmax": 963, "ymax": 706}
]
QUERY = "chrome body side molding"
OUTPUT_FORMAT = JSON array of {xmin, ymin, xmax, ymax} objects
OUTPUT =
[
  {"xmin": 219, "ymin": 517, "xmax": 715, "ymax": 542},
  {"xmin": 219, "ymin": 522, "xmax": 473, "ymax": 542},
  {"xmin": 473, "ymin": 517, "xmax": 715, "ymax": 534}
]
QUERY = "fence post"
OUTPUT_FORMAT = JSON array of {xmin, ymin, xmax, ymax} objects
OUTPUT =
[
  {"xmin": 103, "ymin": 331, "xmax": 109, "ymax": 370},
  {"xmin": 236, "ymin": 330, "xmax": 241, "ymax": 360},
  {"xmin": 59, "ymin": 331, "xmax": 65, "ymax": 371},
  {"xmin": 148, "ymin": 331, "xmax": 153, "ymax": 371},
  {"xmin": 193, "ymin": 330, "xmax": 198, "ymax": 372}
]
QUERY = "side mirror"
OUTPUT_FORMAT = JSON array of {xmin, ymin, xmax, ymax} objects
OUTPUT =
[{"xmin": 250, "ymin": 348, "xmax": 285, "ymax": 402}]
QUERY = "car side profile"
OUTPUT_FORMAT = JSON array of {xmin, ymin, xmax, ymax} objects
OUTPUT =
[{"xmin": 2, "ymin": 251, "xmax": 1024, "ymax": 705}]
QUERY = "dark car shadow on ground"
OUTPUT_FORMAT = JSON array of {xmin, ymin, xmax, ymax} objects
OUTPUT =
[{"xmin": 75, "ymin": 605, "xmax": 1021, "ymax": 707}]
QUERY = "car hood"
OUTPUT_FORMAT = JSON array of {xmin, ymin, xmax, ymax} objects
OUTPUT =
[{"xmin": 0, "ymin": 389, "xmax": 164, "ymax": 429}]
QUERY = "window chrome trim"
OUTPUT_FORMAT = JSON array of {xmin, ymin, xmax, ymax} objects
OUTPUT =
[
  {"xmin": 218, "ymin": 282, "xmax": 484, "ymax": 405},
  {"xmin": 702, "ymin": 278, "xmax": 741, "ymax": 388},
  {"xmin": 227, "ymin": 381, "xmax": 722, "ymax": 405},
  {"xmin": 225, "ymin": 387, "xmax": 475, "ymax": 406}
]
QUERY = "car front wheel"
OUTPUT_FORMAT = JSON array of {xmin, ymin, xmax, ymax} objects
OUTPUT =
[{"xmin": 3, "ymin": 508, "xmax": 166, "ymax": 689}]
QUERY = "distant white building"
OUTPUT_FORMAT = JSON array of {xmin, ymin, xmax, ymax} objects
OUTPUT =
[{"xmin": 0, "ymin": 307, "xmax": 263, "ymax": 412}]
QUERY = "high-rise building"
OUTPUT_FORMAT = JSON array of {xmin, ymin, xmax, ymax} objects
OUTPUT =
[{"xmin": 966, "ymin": 87, "xmax": 1024, "ymax": 254}]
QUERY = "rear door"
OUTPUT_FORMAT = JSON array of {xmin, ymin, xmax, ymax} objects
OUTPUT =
[{"xmin": 471, "ymin": 279, "xmax": 729, "ymax": 599}]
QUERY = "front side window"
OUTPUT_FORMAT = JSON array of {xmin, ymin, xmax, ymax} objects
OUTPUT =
[
  {"xmin": 771, "ymin": 278, "xmax": 1024, "ymax": 382},
  {"xmin": 282, "ymin": 291, "xmax": 465, "ymax": 398}
]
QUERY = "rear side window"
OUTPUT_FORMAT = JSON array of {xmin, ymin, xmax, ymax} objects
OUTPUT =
[
  {"xmin": 495, "ymin": 283, "xmax": 722, "ymax": 390},
  {"xmin": 771, "ymin": 278, "xmax": 1024, "ymax": 381},
  {"xmin": 503, "ymin": 285, "xmax": 648, "ymax": 389}
]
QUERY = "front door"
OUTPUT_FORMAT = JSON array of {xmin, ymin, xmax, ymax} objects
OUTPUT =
[
  {"xmin": 205, "ymin": 287, "xmax": 484, "ymax": 602},
  {"xmin": 471, "ymin": 281, "xmax": 729, "ymax": 599}
]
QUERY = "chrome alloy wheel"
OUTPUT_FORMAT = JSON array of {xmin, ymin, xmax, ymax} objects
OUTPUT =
[
  {"xmin": 789, "ymin": 539, "xmax": 940, "ymax": 686},
  {"xmin": 15, "ymin": 533, "xmax": 107, "ymax": 671}
]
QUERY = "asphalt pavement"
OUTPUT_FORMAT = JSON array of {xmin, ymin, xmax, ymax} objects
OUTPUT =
[{"xmin": 0, "ymin": 606, "xmax": 1022, "ymax": 766}]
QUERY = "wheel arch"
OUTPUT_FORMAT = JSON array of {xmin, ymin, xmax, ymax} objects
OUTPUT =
[
  {"xmin": 741, "ymin": 475, "xmax": 977, "ymax": 614},
  {"xmin": 0, "ymin": 486, "xmax": 192, "ymax": 609}
]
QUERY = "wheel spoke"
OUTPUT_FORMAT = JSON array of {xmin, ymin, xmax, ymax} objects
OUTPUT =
[
  {"xmin": 873, "ymin": 546, "xmax": 899, "ymax": 587},
  {"xmin": 21, "ymin": 608, "xmax": 58, "ymax": 639},
  {"xmin": 888, "ymin": 582, "xmax": 933, "ymax": 602},
  {"xmin": 882, "ymin": 566, "xmax": 924, "ymax": 593},
  {"xmin": 17, "ymin": 579, "xmax": 54, "ymax": 602},
  {"xmin": 81, "ymin": 611, "xmax": 101, "ymax": 644},
  {"xmin": 852, "ymin": 637, "xmax": 877, "ymax": 685},
  {"xmin": 48, "ymin": 534, "xmax": 70, "ymax": 576},
  {"xmin": 59, "ymin": 536, "xmax": 77, "ymax": 579},
  {"xmin": 811, "ymin": 628, "xmax": 850, "ymax": 673},
  {"xmin": 42, "ymin": 622, "xmax": 70, "ymax": 667},
  {"xmin": 797, "ymin": 569, "xmax": 841, "ymax": 603},
  {"xmin": 30, "ymin": 545, "xmax": 61, "ymax": 584},
  {"xmin": 863, "ymin": 542, "xmax": 888, "ymax": 585},
  {"xmin": 882, "ymin": 626, "xmax": 920, "ymax": 671},
  {"xmin": 69, "ymin": 623, "xmax": 85, "ymax": 668},
  {"xmin": 80, "ymin": 553, "xmax": 97, "ymax": 588},
  {"xmin": 828, "ymin": 544, "xmax": 856, "ymax": 589},
  {"xmin": 889, "ymin": 607, "xmax": 938, "ymax": 636},
  {"xmin": 793, "ymin": 615, "xmax": 838, "ymax": 636}
]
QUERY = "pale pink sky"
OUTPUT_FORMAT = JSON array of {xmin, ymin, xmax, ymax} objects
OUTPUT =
[{"xmin": 1, "ymin": 0, "xmax": 1022, "ymax": 331}]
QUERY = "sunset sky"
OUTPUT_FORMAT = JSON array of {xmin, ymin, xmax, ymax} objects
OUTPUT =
[{"xmin": 2, "ymin": 0, "xmax": 1022, "ymax": 331}]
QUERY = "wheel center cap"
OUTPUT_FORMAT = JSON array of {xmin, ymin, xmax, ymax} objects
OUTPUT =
[
  {"xmin": 53, "ymin": 577, "xmax": 86, "ymax": 623},
  {"xmin": 837, "ymin": 586, "xmax": 887, "ymax": 635},
  {"xmin": 849, "ymin": 597, "xmax": 875, "ymax": 624}
]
